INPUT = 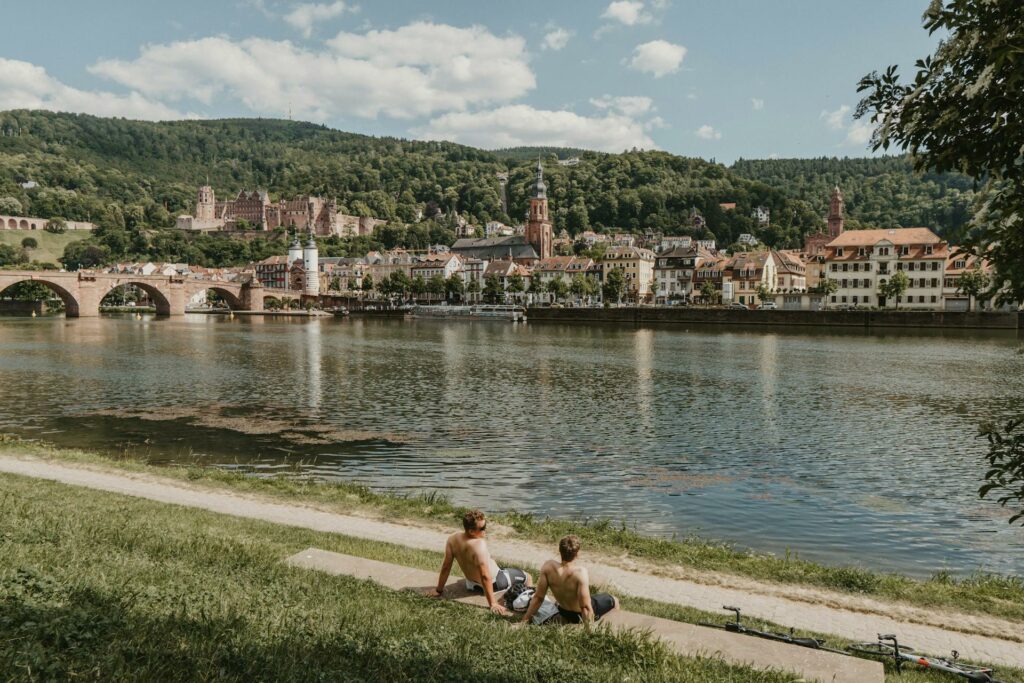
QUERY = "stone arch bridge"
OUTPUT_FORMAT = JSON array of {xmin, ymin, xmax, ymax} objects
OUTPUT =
[{"xmin": 0, "ymin": 270, "xmax": 272, "ymax": 317}]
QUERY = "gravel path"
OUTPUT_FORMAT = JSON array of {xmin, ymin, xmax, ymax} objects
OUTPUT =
[{"xmin": 2, "ymin": 453, "xmax": 1022, "ymax": 668}]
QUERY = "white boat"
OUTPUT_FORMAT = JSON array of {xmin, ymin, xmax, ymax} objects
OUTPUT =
[{"xmin": 411, "ymin": 304, "xmax": 526, "ymax": 322}]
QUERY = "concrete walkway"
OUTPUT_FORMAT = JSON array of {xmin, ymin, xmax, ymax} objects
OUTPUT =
[
  {"xmin": 286, "ymin": 547, "xmax": 883, "ymax": 683},
  {"xmin": 1, "ymin": 454, "xmax": 1022, "ymax": 669}
]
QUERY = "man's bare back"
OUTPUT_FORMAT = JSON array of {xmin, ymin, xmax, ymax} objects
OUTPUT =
[
  {"xmin": 432, "ymin": 510, "xmax": 531, "ymax": 615},
  {"xmin": 446, "ymin": 531, "xmax": 500, "ymax": 587},
  {"xmin": 521, "ymin": 535, "xmax": 617, "ymax": 625}
]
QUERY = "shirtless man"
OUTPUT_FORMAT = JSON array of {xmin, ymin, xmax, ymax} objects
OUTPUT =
[
  {"xmin": 521, "ymin": 534, "xmax": 618, "ymax": 625},
  {"xmin": 432, "ymin": 509, "xmax": 531, "ymax": 615}
]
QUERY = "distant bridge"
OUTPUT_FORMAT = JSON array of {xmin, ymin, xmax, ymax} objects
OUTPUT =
[{"xmin": 0, "ymin": 270, "xmax": 269, "ymax": 317}]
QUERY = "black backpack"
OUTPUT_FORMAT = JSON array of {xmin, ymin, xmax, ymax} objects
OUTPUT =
[{"xmin": 503, "ymin": 577, "xmax": 532, "ymax": 611}]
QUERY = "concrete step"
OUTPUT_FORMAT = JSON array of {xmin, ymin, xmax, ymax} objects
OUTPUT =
[{"xmin": 285, "ymin": 547, "xmax": 883, "ymax": 683}]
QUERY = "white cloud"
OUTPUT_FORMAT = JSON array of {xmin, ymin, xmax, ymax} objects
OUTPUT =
[
  {"xmin": 751, "ymin": 97, "xmax": 764, "ymax": 111},
  {"xmin": 589, "ymin": 94, "xmax": 654, "ymax": 117},
  {"xmin": 542, "ymin": 27, "xmax": 571, "ymax": 51},
  {"xmin": 602, "ymin": 1, "xmax": 651, "ymax": 25},
  {"xmin": 415, "ymin": 105, "xmax": 656, "ymax": 152},
  {"xmin": 628, "ymin": 40, "xmax": 686, "ymax": 78},
  {"xmin": 821, "ymin": 104, "xmax": 851, "ymax": 130},
  {"xmin": 695, "ymin": 124, "xmax": 721, "ymax": 140},
  {"xmin": 284, "ymin": 2, "xmax": 350, "ymax": 38},
  {"xmin": 89, "ymin": 23, "xmax": 535, "ymax": 120},
  {"xmin": 0, "ymin": 57, "xmax": 187, "ymax": 120},
  {"xmin": 820, "ymin": 104, "xmax": 875, "ymax": 146}
]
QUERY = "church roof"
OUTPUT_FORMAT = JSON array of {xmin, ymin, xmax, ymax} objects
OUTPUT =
[{"xmin": 451, "ymin": 236, "xmax": 539, "ymax": 261}]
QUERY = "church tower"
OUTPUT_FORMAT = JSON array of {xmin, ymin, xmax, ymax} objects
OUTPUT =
[
  {"xmin": 196, "ymin": 185, "xmax": 216, "ymax": 221},
  {"xmin": 525, "ymin": 161, "xmax": 552, "ymax": 260},
  {"xmin": 827, "ymin": 185, "xmax": 845, "ymax": 238}
]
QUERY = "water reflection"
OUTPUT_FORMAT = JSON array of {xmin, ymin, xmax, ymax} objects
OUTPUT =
[{"xmin": 0, "ymin": 314, "xmax": 1022, "ymax": 577}]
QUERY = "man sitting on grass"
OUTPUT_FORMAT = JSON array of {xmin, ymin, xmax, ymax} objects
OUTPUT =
[
  {"xmin": 520, "ymin": 534, "xmax": 618, "ymax": 625},
  {"xmin": 431, "ymin": 509, "xmax": 531, "ymax": 615}
]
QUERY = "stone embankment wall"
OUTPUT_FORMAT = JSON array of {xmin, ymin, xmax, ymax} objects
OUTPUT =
[{"xmin": 527, "ymin": 307, "xmax": 1022, "ymax": 330}]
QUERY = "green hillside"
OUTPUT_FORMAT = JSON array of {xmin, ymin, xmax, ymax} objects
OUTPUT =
[
  {"xmin": 0, "ymin": 111, "xmax": 977, "ymax": 269},
  {"xmin": 0, "ymin": 229, "xmax": 87, "ymax": 265}
]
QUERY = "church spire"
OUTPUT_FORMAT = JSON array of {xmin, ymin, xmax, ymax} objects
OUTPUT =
[{"xmin": 827, "ymin": 185, "xmax": 845, "ymax": 238}]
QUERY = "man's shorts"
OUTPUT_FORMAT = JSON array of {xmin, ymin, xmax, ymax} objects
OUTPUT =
[
  {"xmin": 557, "ymin": 593, "xmax": 616, "ymax": 623},
  {"xmin": 465, "ymin": 567, "xmax": 529, "ymax": 592}
]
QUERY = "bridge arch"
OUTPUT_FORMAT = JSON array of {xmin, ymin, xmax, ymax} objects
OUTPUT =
[
  {"xmin": 205, "ymin": 286, "xmax": 243, "ymax": 309},
  {"xmin": 100, "ymin": 281, "xmax": 173, "ymax": 316},
  {"xmin": 0, "ymin": 277, "xmax": 80, "ymax": 316}
]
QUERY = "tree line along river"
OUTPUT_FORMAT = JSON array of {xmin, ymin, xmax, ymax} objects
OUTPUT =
[{"xmin": 1, "ymin": 313, "xmax": 1022, "ymax": 578}]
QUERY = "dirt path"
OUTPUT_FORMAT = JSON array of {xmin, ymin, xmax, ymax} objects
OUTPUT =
[{"xmin": 1, "ymin": 453, "xmax": 1022, "ymax": 668}]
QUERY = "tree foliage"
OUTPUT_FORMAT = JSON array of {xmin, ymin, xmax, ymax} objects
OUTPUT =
[
  {"xmin": 980, "ymin": 418, "xmax": 1024, "ymax": 525},
  {"xmin": 856, "ymin": 0, "xmax": 1024, "ymax": 303}
]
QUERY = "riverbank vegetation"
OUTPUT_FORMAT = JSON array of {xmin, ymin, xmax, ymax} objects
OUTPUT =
[
  {"xmin": 4, "ymin": 437, "xmax": 1023, "ymax": 625},
  {"xmin": 2, "ymin": 457, "xmax": 1021, "ymax": 682},
  {"xmin": 1, "ymin": 472, "xmax": 794, "ymax": 682}
]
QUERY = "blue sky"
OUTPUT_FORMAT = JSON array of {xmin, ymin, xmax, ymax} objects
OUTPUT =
[{"xmin": 1, "ymin": 0, "xmax": 939, "ymax": 162}]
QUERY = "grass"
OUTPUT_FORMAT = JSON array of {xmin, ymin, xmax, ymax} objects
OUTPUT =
[
  {"xmin": 0, "ymin": 472, "xmax": 795, "ymax": 682},
  {"xmin": 1, "ymin": 462, "xmax": 1020, "ymax": 682},
  {"xmin": 5, "ymin": 436, "xmax": 1021, "ymax": 625},
  {"xmin": 0, "ymin": 229, "xmax": 87, "ymax": 265}
]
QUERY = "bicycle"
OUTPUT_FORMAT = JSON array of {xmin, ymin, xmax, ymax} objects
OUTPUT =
[
  {"xmin": 848, "ymin": 634, "xmax": 1003, "ymax": 682},
  {"xmin": 698, "ymin": 605, "xmax": 847, "ymax": 655}
]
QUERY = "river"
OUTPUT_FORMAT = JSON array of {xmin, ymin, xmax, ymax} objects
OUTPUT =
[{"xmin": 1, "ymin": 313, "xmax": 1022, "ymax": 578}]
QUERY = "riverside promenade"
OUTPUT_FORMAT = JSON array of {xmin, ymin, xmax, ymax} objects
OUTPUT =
[{"xmin": 527, "ymin": 307, "xmax": 1023, "ymax": 331}]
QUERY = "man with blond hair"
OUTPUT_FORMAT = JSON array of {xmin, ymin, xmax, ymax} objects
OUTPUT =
[
  {"xmin": 432, "ymin": 509, "xmax": 531, "ymax": 615},
  {"xmin": 521, "ymin": 534, "xmax": 618, "ymax": 624}
]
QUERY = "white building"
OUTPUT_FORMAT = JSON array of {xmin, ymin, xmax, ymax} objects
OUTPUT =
[{"xmin": 823, "ymin": 228, "xmax": 948, "ymax": 309}]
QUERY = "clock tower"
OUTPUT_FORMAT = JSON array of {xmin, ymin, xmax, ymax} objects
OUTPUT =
[{"xmin": 525, "ymin": 161, "xmax": 553, "ymax": 260}]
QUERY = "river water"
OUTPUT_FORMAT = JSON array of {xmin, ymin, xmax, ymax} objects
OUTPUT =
[{"xmin": 1, "ymin": 314, "xmax": 1022, "ymax": 578}]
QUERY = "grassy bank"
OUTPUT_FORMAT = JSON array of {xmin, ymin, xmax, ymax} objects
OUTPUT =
[
  {"xmin": 0, "ymin": 471, "xmax": 790, "ymax": 682},
  {"xmin": 5, "ymin": 438, "xmax": 1020, "ymax": 625},
  {"xmin": 0, "ymin": 229, "xmax": 86, "ymax": 264}
]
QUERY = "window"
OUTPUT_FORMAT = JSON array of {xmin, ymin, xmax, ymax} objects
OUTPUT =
[
  {"xmin": 900, "ymin": 246, "xmax": 909, "ymax": 255},
  {"xmin": 931, "ymin": 295, "xmax": 937, "ymax": 303},
  {"xmin": 853, "ymin": 295, "xmax": 859, "ymax": 303},
  {"xmin": 853, "ymin": 263, "xmax": 860, "ymax": 272},
  {"xmin": 841, "ymin": 296, "xmax": 847, "ymax": 303},
  {"xmin": 858, "ymin": 248, "xmax": 866, "ymax": 256},
  {"xmin": 837, "ymin": 247, "xmax": 844, "ymax": 256},
  {"xmin": 865, "ymin": 263, "xmax": 872, "ymax": 272},
  {"xmin": 842, "ymin": 279, "xmax": 848, "ymax": 288},
  {"xmin": 831, "ymin": 263, "xmax": 838, "ymax": 272},
  {"xmin": 863, "ymin": 296, "xmax": 871, "ymax": 304},
  {"xmin": 896, "ymin": 263, "xmax": 904, "ymax": 270},
  {"xmin": 954, "ymin": 260, "xmax": 966, "ymax": 269},
  {"xmin": 831, "ymin": 295, "xmax": 837, "ymax": 303},
  {"xmin": 931, "ymin": 262, "xmax": 939, "ymax": 271},
  {"xmin": 931, "ymin": 278, "xmax": 938, "ymax": 288},
  {"xmin": 925, "ymin": 245, "xmax": 933, "ymax": 255},
  {"xmin": 842, "ymin": 263, "xmax": 849, "ymax": 272}
]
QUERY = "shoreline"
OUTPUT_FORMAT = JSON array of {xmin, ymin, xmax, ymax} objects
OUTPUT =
[
  {"xmin": 526, "ymin": 306, "xmax": 1024, "ymax": 331},
  {"xmin": 2, "ymin": 435, "xmax": 1021, "ymax": 625},
  {"xmin": 2, "ymin": 446, "xmax": 1023, "ymax": 677}
]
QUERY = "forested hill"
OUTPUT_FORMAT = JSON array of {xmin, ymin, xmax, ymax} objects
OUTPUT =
[
  {"xmin": 0, "ymin": 111, "xmax": 973, "ymax": 259},
  {"xmin": 730, "ymin": 156, "xmax": 975, "ymax": 240}
]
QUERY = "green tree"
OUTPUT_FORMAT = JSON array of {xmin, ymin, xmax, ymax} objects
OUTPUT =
[
  {"xmin": 957, "ymin": 267, "xmax": 990, "ymax": 312},
  {"xmin": 570, "ymin": 273, "xmax": 589, "ymax": 302},
  {"xmin": 411, "ymin": 274, "xmax": 427, "ymax": 300},
  {"xmin": 444, "ymin": 273, "xmax": 465, "ymax": 302},
  {"xmin": 856, "ymin": 0, "xmax": 1024, "ymax": 304},
  {"xmin": 427, "ymin": 274, "xmax": 446, "ymax": 301},
  {"xmin": 699, "ymin": 280, "xmax": 717, "ymax": 307},
  {"xmin": 20, "ymin": 237, "xmax": 37, "ymax": 249},
  {"xmin": 465, "ymin": 277, "xmax": 480, "ymax": 302},
  {"xmin": 546, "ymin": 275, "xmax": 568, "ymax": 302},
  {"xmin": 45, "ymin": 217, "xmax": 67, "ymax": 234},
  {"xmin": 0, "ymin": 243, "xmax": 21, "ymax": 267},
  {"xmin": 507, "ymin": 273, "xmax": 525, "ymax": 302},
  {"xmin": 482, "ymin": 275, "xmax": 504, "ymax": 303},
  {"xmin": 388, "ymin": 271, "xmax": 411, "ymax": 300},
  {"xmin": 980, "ymin": 417, "xmax": 1024, "ymax": 526},
  {"xmin": 347, "ymin": 277, "xmax": 358, "ymax": 291},
  {"xmin": 817, "ymin": 278, "xmax": 839, "ymax": 297},
  {"xmin": 0, "ymin": 197, "xmax": 22, "ymax": 215},
  {"xmin": 60, "ymin": 241, "xmax": 111, "ymax": 271},
  {"xmin": 755, "ymin": 283, "xmax": 772, "ymax": 305},
  {"xmin": 880, "ymin": 270, "xmax": 910, "ymax": 309},
  {"xmin": 361, "ymin": 274, "xmax": 374, "ymax": 295},
  {"xmin": 602, "ymin": 268, "xmax": 626, "ymax": 305}
]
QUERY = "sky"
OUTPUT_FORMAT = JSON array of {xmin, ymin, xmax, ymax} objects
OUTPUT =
[{"xmin": 0, "ymin": 0, "xmax": 941, "ymax": 163}]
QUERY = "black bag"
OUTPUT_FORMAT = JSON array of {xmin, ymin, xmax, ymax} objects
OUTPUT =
[{"xmin": 503, "ymin": 577, "xmax": 532, "ymax": 612}]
